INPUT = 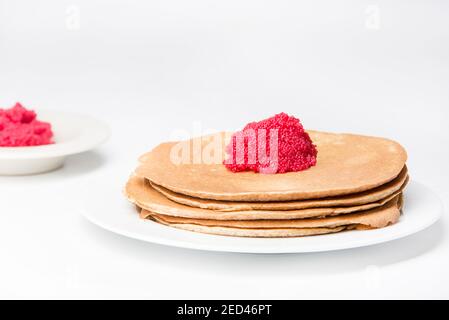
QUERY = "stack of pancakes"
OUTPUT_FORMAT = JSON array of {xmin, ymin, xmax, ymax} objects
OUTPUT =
[{"xmin": 125, "ymin": 131, "xmax": 408, "ymax": 238}]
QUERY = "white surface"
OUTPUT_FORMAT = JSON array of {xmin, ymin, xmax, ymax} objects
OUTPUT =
[
  {"xmin": 0, "ymin": 0, "xmax": 449, "ymax": 299},
  {"xmin": 83, "ymin": 181, "xmax": 441, "ymax": 254},
  {"xmin": 0, "ymin": 110, "xmax": 110, "ymax": 175}
]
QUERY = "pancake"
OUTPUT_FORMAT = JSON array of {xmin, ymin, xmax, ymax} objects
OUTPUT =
[
  {"xmin": 141, "ymin": 195, "xmax": 401, "ymax": 230},
  {"xmin": 141, "ymin": 196, "xmax": 400, "ymax": 238},
  {"xmin": 148, "ymin": 219, "xmax": 348, "ymax": 238},
  {"xmin": 125, "ymin": 175, "xmax": 405, "ymax": 220},
  {"xmin": 136, "ymin": 131, "xmax": 407, "ymax": 201},
  {"xmin": 398, "ymin": 193, "xmax": 404, "ymax": 210},
  {"xmin": 150, "ymin": 167, "xmax": 408, "ymax": 211}
]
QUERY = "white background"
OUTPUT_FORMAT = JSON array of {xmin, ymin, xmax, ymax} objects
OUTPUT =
[{"xmin": 1, "ymin": 0, "xmax": 448, "ymax": 299}]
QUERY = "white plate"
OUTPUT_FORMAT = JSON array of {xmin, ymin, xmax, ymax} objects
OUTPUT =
[
  {"xmin": 82, "ymin": 180, "xmax": 442, "ymax": 254},
  {"xmin": 0, "ymin": 110, "xmax": 110, "ymax": 175}
]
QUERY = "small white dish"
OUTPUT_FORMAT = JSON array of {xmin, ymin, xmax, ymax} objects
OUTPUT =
[
  {"xmin": 82, "ymin": 180, "xmax": 442, "ymax": 254},
  {"xmin": 0, "ymin": 110, "xmax": 110, "ymax": 175}
]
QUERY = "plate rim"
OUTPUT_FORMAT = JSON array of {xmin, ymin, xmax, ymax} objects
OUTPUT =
[{"xmin": 82, "ymin": 180, "xmax": 443, "ymax": 254}]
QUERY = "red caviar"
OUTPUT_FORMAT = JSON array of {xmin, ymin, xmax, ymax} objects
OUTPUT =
[
  {"xmin": 0, "ymin": 103, "xmax": 54, "ymax": 147},
  {"xmin": 224, "ymin": 113, "xmax": 317, "ymax": 174}
]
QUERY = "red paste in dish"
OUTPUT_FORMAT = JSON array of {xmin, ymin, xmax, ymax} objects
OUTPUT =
[
  {"xmin": 0, "ymin": 103, "xmax": 54, "ymax": 147},
  {"xmin": 224, "ymin": 113, "xmax": 317, "ymax": 174}
]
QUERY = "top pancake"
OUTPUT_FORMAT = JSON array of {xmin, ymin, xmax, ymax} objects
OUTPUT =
[{"xmin": 136, "ymin": 131, "xmax": 407, "ymax": 201}]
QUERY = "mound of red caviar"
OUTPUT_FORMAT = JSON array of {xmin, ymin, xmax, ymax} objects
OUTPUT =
[
  {"xmin": 224, "ymin": 113, "xmax": 317, "ymax": 174},
  {"xmin": 0, "ymin": 103, "xmax": 54, "ymax": 147}
]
